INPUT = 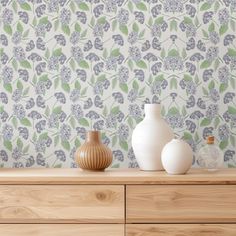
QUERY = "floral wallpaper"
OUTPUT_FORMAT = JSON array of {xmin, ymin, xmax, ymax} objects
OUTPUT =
[{"xmin": 0, "ymin": 0, "xmax": 236, "ymax": 168}]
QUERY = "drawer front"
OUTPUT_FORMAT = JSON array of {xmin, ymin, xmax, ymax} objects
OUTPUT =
[
  {"xmin": 0, "ymin": 224, "xmax": 124, "ymax": 236},
  {"xmin": 0, "ymin": 185, "xmax": 124, "ymax": 223},
  {"xmin": 127, "ymin": 185, "xmax": 236, "ymax": 223},
  {"xmin": 126, "ymin": 224, "xmax": 236, "ymax": 236}
]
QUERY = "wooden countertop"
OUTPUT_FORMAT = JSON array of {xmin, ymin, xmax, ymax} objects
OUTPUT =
[{"xmin": 0, "ymin": 168, "xmax": 235, "ymax": 184}]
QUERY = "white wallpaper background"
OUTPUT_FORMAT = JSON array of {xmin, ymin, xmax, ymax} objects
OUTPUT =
[{"xmin": 0, "ymin": 0, "xmax": 236, "ymax": 168}]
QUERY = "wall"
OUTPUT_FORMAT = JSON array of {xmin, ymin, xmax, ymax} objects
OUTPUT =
[{"xmin": 0, "ymin": 0, "xmax": 236, "ymax": 168}]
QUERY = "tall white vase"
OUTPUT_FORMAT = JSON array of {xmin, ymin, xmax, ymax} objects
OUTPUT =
[{"xmin": 132, "ymin": 104, "xmax": 174, "ymax": 171}]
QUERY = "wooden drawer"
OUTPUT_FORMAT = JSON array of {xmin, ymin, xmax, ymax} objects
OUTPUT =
[
  {"xmin": 0, "ymin": 185, "xmax": 124, "ymax": 223},
  {"xmin": 126, "ymin": 224, "xmax": 236, "ymax": 236},
  {"xmin": 126, "ymin": 185, "xmax": 236, "ymax": 223},
  {"xmin": 0, "ymin": 224, "xmax": 124, "ymax": 236}
]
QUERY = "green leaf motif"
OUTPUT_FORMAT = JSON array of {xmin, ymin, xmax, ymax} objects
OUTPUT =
[
  {"xmin": 202, "ymin": 29, "xmax": 209, "ymax": 38},
  {"xmin": 17, "ymin": 22, "xmax": 23, "ymax": 33},
  {"xmin": 208, "ymin": 80, "xmax": 215, "ymax": 90},
  {"xmin": 119, "ymin": 25, "xmax": 128, "ymax": 35},
  {"xmin": 228, "ymin": 48, "xmax": 236, "ymax": 57},
  {"xmin": 54, "ymin": 135, "xmax": 60, "ymax": 146},
  {"xmin": 61, "ymin": 141, "xmax": 71, "ymax": 151},
  {"xmin": 183, "ymin": 132, "xmax": 192, "ymax": 140},
  {"xmin": 132, "ymin": 80, "xmax": 139, "ymax": 90},
  {"xmin": 128, "ymin": 1, "xmax": 133, "ymax": 12},
  {"xmin": 230, "ymin": 135, "xmax": 235, "ymax": 146},
  {"xmin": 183, "ymin": 74, "xmax": 192, "ymax": 81},
  {"xmin": 119, "ymin": 84, "xmax": 128, "ymax": 93},
  {"xmin": 39, "ymin": 75, "xmax": 48, "ymax": 82},
  {"xmin": 139, "ymin": 29, "xmax": 145, "ymax": 38},
  {"xmin": 219, "ymin": 140, "xmax": 228, "ymax": 150},
  {"xmin": 20, "ymin": 60, "xmax": 32, "ymax": 69},
  {"xmin": 74, "ymin": 23, "xmax": 81, "ymax": 32},
  {"xmin": 228, "ymin": 106, "xmax": 236, "ymax": 115},
  {"xmin": 79, "ymin": 118, "xmax": 89, "ymax": 126},
  {"xmin": 168, "ymin": 49, "xmax": 179, "ymax": 57},
  {"xmin": 112, "ymin": 136, "xmax": 118, "ymax": 147},
  {"xmin": 12, "ymin": 1, "xmax": 18, "ymax": 12},
  {"xmin": 23, "ymin": 29, "xmax": 30, "ymax": 38},
  {"xmin": 219, "ymin": 24, "xmax": 228, "ymax": 35},
  {"xmin": 53, "ymin": 106, "xmax": 62, "ymax": 114},
  {"xmin": 200, "ymin": 60, "xmax": 211, "ymax": 69},
  {"xmin": 200, "ymin": 118, "xmax": 211, "ymax": 126},
  {"xmin": 39, "ymin": 16, "xmax": 49, "ymax": 24},
  {"xmin": 20, "ymin": 2, "xmax": 31, "ymax": 11},
  {"xmin": 62, "ymin": 25, "xmax": 70, "ymax": 35},
  {"xmin": 208, "ymin": 23, "xmax": 215, "ymax": 32},
  {"xmin": 170, "ymin": 20, "xmax": 177, "ymax": 31},
  {"xmin": 78, "ymin": 2, "xmax": 89, "ymax": 11},
  {"xmin": 75, "ymin": 138, "xmax": 81, "ymax": 147},
  {"xmin": 111, "ymin": 106, "xmax": 120, "ymax": 115},
  {"xmin": 112, "ymin": 20, "xmax": 117, "ymax": 31},
  {"xmin": 4, "ymin": 25, "xmax": 12, "ymax": 35},
  {"xmin": 4, "ymin": 84, "xmax": 12, "ymax": 93},
  {"xmin": 70, "ymin": 117, "xmax": 76, "ymax": 129},
  {"xmin": 17, "ymin": 138, "xmax": 23, "ymax": 149},
  {"xmin": 184, "ymin": 17, "xmax": 193, "ymax": 24},
  {"xmin": 54, "ymin": 19, "xmax": 59, "ymax": 31},
  {"xmin": 136, "ymin": 2, "xmax": 147, "ymax": 11},
  {"xmin": 214, "ymin": 1, "xmax": 220, "ymax": 12},
  {"xmin": 120, "ymin": 140, "xmax": 128, "ymax": 151},
  {"xmin": 112, "ymin": 163, "xmax": 120, "ymax": 168},
  {"xmin": 168, "ymin": 107, "xmax": 179, "ymax": 115},
  {"xmin": 4, "ymin": 140, "xmax": 12, "ymax": 151},
  {"xmin": 53, "ymin": 48, "xmax": 62, "ymax": 56},
  {"xmin": 155, "ymin": 17, "xmax": 164, "ymax": 24},
  {"xmin": 200, "ymin": 2, "xmax": 211, "ymax": 11},
  {"xmin": 132, "ymin": 22, "xmax": 139, "ymax": 32},
  {"xmin": 136, "ymin": 60, "xmax": 147, "ymax": 69},
  {"xmin": 214, "ymin": 117, "xmax": 220, "ymax": 128},
  {"xmin": 110, "ymin": 48, "xmax": 120, "ymax": 57},
  {"xmin": 220, "ymin": 83, "xmax": 228, "ymax": 93},
  {"xmin": 98, "ymin": 16, "xmax": 106, "ymax": 24},
  {"xmin": 54, "ymin": 164, "xmax": 62, "ymax": 168},
  {"xmin": 17, "ymin": 81, "xmax": 23, "ymax": 90},
  {"xmin": 230, "ymin": 19, "xmax": 236, "ymax": 31},
  {"xmin": 12, "ymin": 117, "xmax": 18, "ymax": 129},
  {"xmin": 79, "ymin": 60, "xmax": 89, "ymax": 68},
  {"xmin": 20, "ymin": 118, "xmax": 32, "ymax": 127},
  {"xmin": 170, "ymin": 78, "xmax": 177, "ymax": 89},
  {"xmin": 128, "ymin": 59, "xmax": 134, "ymax": 70}
]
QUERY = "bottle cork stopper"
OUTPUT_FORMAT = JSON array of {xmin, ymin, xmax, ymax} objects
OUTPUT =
[{"xmin": 207, "ymin": 136, "xmax": 214, "ymax": 144}]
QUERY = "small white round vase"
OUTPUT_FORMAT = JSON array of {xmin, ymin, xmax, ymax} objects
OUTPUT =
[
  {"xmin": 161, "ymin": 139, "xmax": 193, "ymax": 175},
  {"xmin": 132, "ymin": 104, "xmax": 174, "ymax": 171}
]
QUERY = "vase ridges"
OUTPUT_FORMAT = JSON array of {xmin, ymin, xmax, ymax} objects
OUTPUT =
[{"xmin": 76, "ymin": 131, "xmax": 112, "ymax": 171}]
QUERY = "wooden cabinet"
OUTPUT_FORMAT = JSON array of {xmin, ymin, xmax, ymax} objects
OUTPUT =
[
  {"xmin": 0, "ymin": 185, "xmax": 124, "ymax": 223},
  {"xmin": 0, "ymin": 168, "xmax": 235, "ymax": 235},
  {"xmin": 0, "ymin": 224, "xmax": 124, "ymax": 236},
  {"xmin": 126, "ymin": 185, "xmax": 236, "ymax": 223},
  {"xmin": 126, "ymin": 224, "xmax": 236, "ymax": 236}
]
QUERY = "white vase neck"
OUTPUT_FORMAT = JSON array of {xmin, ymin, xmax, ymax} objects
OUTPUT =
[{"xmin": 144, "ymin": 104, "xmax": 161, "ymax": 119}]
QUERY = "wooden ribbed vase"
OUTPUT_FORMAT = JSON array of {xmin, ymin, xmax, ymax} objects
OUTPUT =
[{"xmin": 75, "ymin": 131, "xmax": 113, "ymax": 171}]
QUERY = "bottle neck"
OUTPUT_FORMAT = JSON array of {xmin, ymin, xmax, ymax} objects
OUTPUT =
[
  {"xmin": 86, "ymin": 131, "xmax": 101, "ymax": 143},
  {"xmin": 144, "ymin": 104, "xmax": 161, "ymax": 119}
]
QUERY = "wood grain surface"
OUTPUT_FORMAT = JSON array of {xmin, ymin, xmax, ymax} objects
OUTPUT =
[
  {"xmin": 126, "ymin": 185, "xmax": 236, "ymax": 223},
  {"xmin": 126, "ymin": 224, "xmax": 236, "ymax": 236},
  {"xmin": 0, "ymin": 168, "xmax": 235, "ymax": 184},
  {"xmin": 0, "ymin": 185, "xmax": 124, "ymax": 223},
  {"xmin": 0, "ymin": 224, "xmax": 124, "ymax": 236}
]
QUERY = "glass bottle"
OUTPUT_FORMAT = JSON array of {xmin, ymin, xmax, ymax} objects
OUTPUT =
[{"xmin": 197, "ymin": 136, "xmax": 224, "ymax": 171}]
